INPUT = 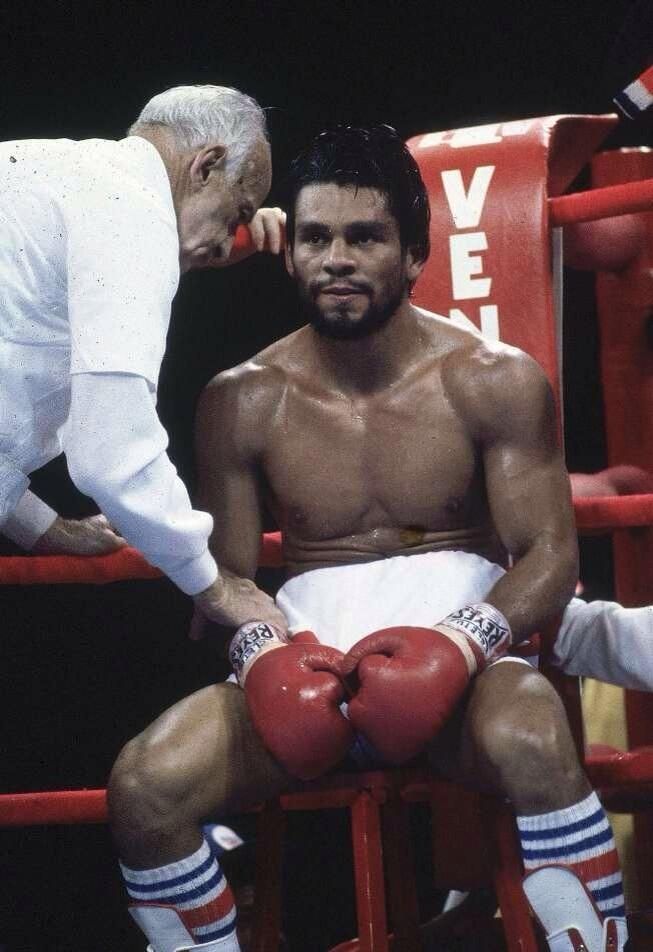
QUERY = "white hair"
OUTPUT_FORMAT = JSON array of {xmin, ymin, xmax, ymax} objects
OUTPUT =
[{"xmin": 128, "ymin": 84, "xmax": 268, "ymax": 172}]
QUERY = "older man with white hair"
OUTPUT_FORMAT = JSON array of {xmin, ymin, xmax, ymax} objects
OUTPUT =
[{"xmin": 0, "ymin": 84, "xmax": 287, "ymax": 630}]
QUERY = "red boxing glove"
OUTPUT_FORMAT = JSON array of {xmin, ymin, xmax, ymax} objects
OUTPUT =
[
  {"xmin": 230, "ymin": 623, "xmax": 354, "ymax": 780},
  {"xmin": 341, "ymin": 605, "xmax": 511, "ymax": 764}
]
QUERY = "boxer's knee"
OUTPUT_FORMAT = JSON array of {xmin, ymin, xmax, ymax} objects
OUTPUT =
[
  {"xmin": 108, "ymin": 730, "xmax": 199, "ymax": 856},
  {"xmin": 107, "ymin": 688, "xmax": 236, "ymax": 858},
  {"xmin": 462, "ymin": 663, "xmax": 589, "ymax": 812}
]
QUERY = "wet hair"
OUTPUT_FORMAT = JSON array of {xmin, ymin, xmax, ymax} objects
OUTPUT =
[{"xmin": 286, "ymin": 124, "xmax": 430, "ymax": 263}]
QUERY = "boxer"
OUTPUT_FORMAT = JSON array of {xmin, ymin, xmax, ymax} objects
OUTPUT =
[{"xmin": 108, "ymin": 125, "xmax": 626, "ymax": 951}]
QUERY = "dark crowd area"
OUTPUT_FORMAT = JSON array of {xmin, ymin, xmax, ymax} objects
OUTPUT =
[{"xmin": 2, "ymin": 0, "xmax": 652, "ymax": 948}]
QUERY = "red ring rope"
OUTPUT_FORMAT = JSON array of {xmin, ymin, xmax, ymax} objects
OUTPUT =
[
  {"xmin": 549, "ymin": 177, "xmax": 653, "ymax": 226},
  {"xmin": 0, "ymin": 789, "xmax": 107, "ymax": 826},
  {"xmin": 0, "ymin": 531, "xmax": 283, "ymax": 584},
  {"xmin": 574, "ymin": 494, "xmax": 653, "ymax": 532}
]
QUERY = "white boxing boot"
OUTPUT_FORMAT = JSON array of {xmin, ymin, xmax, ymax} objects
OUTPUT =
[
  {"xmin": 523, "ymin": 866, "xmax": 628, "ymax": 951},
  {"xmin": 129, "ymin": 904, "xmax": 240, "ymax": 952}
]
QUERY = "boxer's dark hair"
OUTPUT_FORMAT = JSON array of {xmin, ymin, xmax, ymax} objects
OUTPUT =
[{"xmin": 286, "ymin": 124, "xmax": 430, "ymax": 263}]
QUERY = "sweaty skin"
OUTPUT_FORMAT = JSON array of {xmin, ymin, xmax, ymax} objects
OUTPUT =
[
  {"xmin": 195, "ymin": 313, "xmax": 577, "ymax": 644},
  {"xmin": 109, "ymin": 182, "xmax": 586, "ymax": 876}
]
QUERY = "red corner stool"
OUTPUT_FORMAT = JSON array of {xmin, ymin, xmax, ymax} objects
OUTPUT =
[{"xmin": 249, "ymin": 767, "xmax": 539, "ymax": 952}]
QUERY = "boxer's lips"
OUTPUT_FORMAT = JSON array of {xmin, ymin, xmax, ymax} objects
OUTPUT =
[{"xmin": 319, "ymin": 285, "xmax": 368, "ymax": 298}]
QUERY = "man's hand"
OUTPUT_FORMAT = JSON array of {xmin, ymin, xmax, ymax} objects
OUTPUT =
[
  {"xmin": 191, "ymin": 568, "xmax": 288, "ymax": 637},
  {"xmin": 231, "ymin": 622, "xmax": 354, "ymax": 779},
  {"xmin": 215, "ymin": 207, "xmax": 286, "ymax": 267},
  {"xmin": 247, "ymin": 207, "xmax": 286, "ymax": 254},
  {"xmin": 31, "ymin": 514, "xmax": 127, "ymax": 555}
]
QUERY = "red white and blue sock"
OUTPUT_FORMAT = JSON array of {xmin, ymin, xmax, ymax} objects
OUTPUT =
[
  {"xmin": 517, "ymin": 791, "xmax": 625, "ymax": 918},
  {"xmin": 121, "ymin": 838, "xmax": 239, "ymax": 947}
]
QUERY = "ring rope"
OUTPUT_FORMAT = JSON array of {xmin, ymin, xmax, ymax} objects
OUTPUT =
[
  {"xmin": 0, "ymin": 789, "xmax": 108, "ymax": 827},
  {"xmin": 0, "ymin": 532, "xmax": 283, "ymax": 585},
  {"xmin": 549, "ymin": 176, "xmax": 653, "ymax": 226}
]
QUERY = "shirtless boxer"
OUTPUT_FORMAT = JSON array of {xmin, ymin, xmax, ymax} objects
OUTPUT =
[{"xmin": 108, "ymin": 126, "xmax": 627, "ymax": 952}]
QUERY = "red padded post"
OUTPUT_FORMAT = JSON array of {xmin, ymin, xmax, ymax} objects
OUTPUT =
[
  {"xmin": 408, "ymin": 115, "xmax": 615, "ymax": 400},
  {"xmin": 592, "ymin": 147, "xmax": 653, "ymax": 906}
]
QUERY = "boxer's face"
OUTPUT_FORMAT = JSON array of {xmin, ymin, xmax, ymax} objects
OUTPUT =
[
  {"xmin": 288, "ymin": 183, "xmax": 421, "ymax": 340},
  {"xmin": 178, "ymin": 138, "xmax": 271, "ymax": 271}
]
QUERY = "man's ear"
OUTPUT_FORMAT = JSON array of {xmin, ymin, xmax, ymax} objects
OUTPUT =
[
  {"xmin": 190, "ymin": 144, "xmax": 227, "ymax": 186},
  {"xmin": 406, "ymin": 247, "xmax": 425, "ymax": 286}
]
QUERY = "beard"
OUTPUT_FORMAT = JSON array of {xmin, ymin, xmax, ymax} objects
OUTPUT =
[{"xmin": 299, "ymin": 279, "xmax": 407, "ymax": 341}]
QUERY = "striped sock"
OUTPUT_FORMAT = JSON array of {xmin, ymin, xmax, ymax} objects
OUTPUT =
[
  {"xmin": 121, "ymin": 839, "xmax": 239, "ymax": 947},
  {"xmin": 517, "ymin": 791, "xmax": 625, "ymax": 918}
]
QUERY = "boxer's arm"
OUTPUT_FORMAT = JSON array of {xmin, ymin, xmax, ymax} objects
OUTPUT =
[
  {"xmin": 456, "ymin": 347, "xmax": 578, "ymax": 643},
  {"xmin": 194, "ymin": 369, "xmax": 268, "ymax": 580},
  {"xmin": 193, "ymin": 367, "xmax": 287, "ymax": 634}
]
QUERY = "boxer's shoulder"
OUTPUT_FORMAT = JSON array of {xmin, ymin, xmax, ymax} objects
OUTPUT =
[
  {"xmin": 440, "ymin": 337, "xmax": 554, "ymax": 438},
  {"xmin": 199, "ymin": 336, "xmax": 303, "ymax": 435}
]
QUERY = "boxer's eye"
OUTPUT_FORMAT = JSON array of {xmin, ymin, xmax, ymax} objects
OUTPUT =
[
  {"xmin": 304, "ymin": 231, "xmax": 328, "ymax": 245},
  {"xmin": 348, "ymin": 224, "xmax": 385, "ymax": 245}
]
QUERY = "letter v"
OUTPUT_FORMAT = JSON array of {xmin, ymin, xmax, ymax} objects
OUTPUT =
[{"xmin": 441, "ymin": 166, "xmax": 495, "ymax": 229}]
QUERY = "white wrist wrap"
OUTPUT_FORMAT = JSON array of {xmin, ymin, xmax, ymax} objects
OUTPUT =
[
  {"xmin": 435, "ymin": 602, "xmax": 511, "ymax": 674},
  {"xmin": 229, "ymin": 621, "xmax": 285, "ymax": 685}
]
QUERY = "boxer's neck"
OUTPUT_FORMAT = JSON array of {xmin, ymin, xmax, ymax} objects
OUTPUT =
[{"xmin": 311, "ymin": 301, "xmax": 427, "ymax": 394}]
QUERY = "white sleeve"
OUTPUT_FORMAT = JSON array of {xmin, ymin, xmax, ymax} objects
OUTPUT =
[
  {"xmin": 64, "ymin": 372, "xmax": 218, "ymax": 595},
  {"xmin": 0, "ymin": 489, "xmax": 58, "ymax": 550},
  {"xmin": 64, "ymin": 149, "xmax": 179, "ymax": 387},
  {"xmin": 0, "ymin": 454, "xmax": 30, "ymax": 525}
]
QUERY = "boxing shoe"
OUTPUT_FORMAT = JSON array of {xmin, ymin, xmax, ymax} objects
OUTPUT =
[
  {"xmin": 522, "ymin": 866, "xmax": 628, "ymax": 951},
  {"xmin": 130, "ymin": 903, "xmax": 240, "ymax": 952}
]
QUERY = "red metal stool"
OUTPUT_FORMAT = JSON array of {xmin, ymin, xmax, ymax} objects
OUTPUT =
[{"xmin": 250, "ymin": 767, "xmax": 539, "ymax": 952}]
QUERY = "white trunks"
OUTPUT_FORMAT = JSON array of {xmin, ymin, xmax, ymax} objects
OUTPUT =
[
  {"xmin": 277, "ymin": 548, "xmax": 520, "ymax": 655},
  {"xmin": 277, "ymin": 549, "xmax": 653, "ymax": 691}
]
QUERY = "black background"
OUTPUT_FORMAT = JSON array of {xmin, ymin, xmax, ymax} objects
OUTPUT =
[{"xmin": 1, "ymin": 1, "xmax": 651, "ymax": 949}]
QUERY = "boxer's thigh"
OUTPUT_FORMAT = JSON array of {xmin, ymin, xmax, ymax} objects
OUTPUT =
[
  {"xmin": 430, "ymin": 660, "xmax": 577, "ymax": 795},
  {"xmin": 114, "ymin": 682, "xmax": 294, "ymax": 821}
]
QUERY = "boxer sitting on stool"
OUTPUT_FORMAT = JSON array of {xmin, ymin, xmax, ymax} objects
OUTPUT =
[{"xmin": 108, "ymin": 125, "xmax": 627, "ymax": 952}]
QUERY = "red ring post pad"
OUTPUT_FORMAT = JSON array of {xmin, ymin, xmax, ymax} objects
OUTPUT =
[
  {"xmin": 0, "ymin": 789, "xmax": 108, "ymax": 826},
  {"xmin": 0, "ymin": 532, "xmax": 283, "ymax": 585},
  {"xmin": 407, "ymin": 115, "xmax": 617, "ymax": 400}
]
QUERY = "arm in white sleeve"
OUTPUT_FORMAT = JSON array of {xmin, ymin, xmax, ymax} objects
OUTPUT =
[
  {"xmin": 64, "ymin": 372, "xmax": 218, "ymax": 595},
  {"xmin": 1, "ymin": 489, "xmax": 58, "ymax": 550}
]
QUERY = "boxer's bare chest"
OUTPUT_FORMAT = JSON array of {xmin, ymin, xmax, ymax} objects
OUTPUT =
[{"xmin": 261, "ymin": 366, "xmax": 488, "ymax": 545}]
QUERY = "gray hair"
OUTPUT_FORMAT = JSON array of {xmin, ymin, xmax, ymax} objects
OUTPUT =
[{"xmin": 128, "ymin": 84, "xmax": 268, "ymax": 173}]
